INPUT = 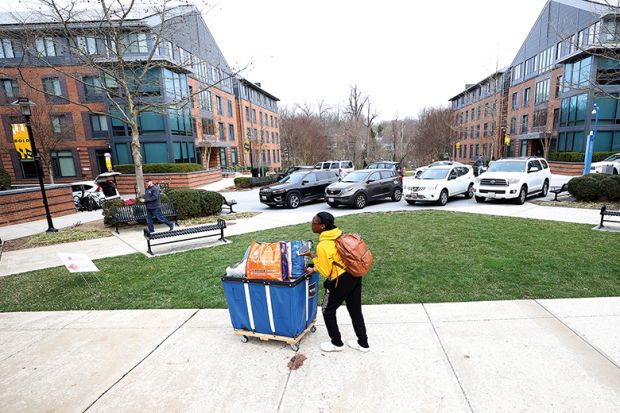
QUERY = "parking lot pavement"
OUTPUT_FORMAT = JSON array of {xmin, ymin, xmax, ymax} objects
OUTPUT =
[{"xmin": 1, "ymin": 298, "xmax": 619, "ymax": 412}]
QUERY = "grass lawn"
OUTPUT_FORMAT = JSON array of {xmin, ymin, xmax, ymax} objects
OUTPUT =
[{"xmin": 1, "ymin": 210, "xmax": 619, "ymax": 312}]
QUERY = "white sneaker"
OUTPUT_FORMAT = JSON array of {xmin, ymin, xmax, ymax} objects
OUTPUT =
[
  {"xmin": 320, "ymin": 342, "xmax": 344, "ymax": 352},
  {"xmin": 347, "ymin": 340, "xmax": 370, "ymax": 353}
]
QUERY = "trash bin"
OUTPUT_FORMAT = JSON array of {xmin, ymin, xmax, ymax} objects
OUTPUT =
[{"xmin": 221, "ymin": 272, "xmax": 319, "ymax": 348}]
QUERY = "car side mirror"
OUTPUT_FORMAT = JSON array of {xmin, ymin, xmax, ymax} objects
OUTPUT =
[
  {"xmin": 301, "ymin": 180, "xmax": 308, "ymax": 185},
  {"xmin": 528, "ymin": 167, "xmax": 539, "ymax": 173},
  {"xmin": 367, "ymin": 179, "xmax": 375, "ymax": 184},
  {"xmin": 449, "ymin": 175, "xmax": 457, "ymax": 180}
]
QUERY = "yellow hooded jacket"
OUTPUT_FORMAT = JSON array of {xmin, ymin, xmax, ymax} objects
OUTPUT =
[{"xmin": 312, "ymin": 228, "xmax": 346, "ymax": 280}]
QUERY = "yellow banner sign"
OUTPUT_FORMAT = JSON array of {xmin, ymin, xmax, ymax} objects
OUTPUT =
[{"xmin": 12, "ymin": 123, "xmax": 33, "ymax": 159}]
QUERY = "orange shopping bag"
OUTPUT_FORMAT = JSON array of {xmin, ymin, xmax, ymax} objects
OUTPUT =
[{"xmin": 245, "ymin": 241, "xmax": 283, "ymax": 280}]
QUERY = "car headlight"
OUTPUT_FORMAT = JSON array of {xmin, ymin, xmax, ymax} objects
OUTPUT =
[
  {"xmin": 272, "ymin": 189, "xmax": 285, "ymax": 195},
  {"xmin": 507, "ymin": 178, "xmax": 520, "ymax": 184},
  {"xmin": 340, "ymin": 186, "xmax": 355, "ymax": 195},
  {"xmin": 474, "ymin": 177, "xmax": 481, "ymax": 184}
]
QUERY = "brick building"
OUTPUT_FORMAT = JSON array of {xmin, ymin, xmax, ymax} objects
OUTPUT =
[
  {"xmin": 0, "ymin": 5, "xmax": 281, "ymax": 185},
  {"xmin": 450, "ymin": 0, "xmax": 620, "ymax": 163}
]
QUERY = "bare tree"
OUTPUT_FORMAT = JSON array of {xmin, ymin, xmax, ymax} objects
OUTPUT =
[
  {"xmin": 5, "ymin": 0, "xmax": 238, "ymax": 195},
  {"xmin": 416, "ymin": 106, "xmax": 453, "ymax": 163}
]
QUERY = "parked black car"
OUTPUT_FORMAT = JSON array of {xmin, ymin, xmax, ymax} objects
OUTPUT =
[
  {"xmin": 259, "ymin": 170, "xmax": 340, "ymax": 208},
  {"xmin": 325, "ymin": 169, "xmax": 403, "ymax": 209}
]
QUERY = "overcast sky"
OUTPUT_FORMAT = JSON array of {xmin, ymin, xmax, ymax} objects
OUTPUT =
[{"xmin": 204, "ymin": 0, "xmax": 550, "ymax": 120}]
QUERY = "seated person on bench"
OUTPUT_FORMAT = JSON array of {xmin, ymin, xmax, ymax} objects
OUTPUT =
[{"xmin": 140, "ymin": 180, "xmax": 174, "ymax": 233}]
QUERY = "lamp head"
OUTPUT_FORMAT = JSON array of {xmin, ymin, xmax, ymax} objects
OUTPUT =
[
  {"xmin": 592, "ymin": 103, "xmax": 599, "ymax": 115},
  {"xmin": 11, "ymin": 97, "xmax": 35, "ymax": 116}
]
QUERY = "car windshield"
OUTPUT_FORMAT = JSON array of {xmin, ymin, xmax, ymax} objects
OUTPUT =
[
  {"xmin": 487, "ymin": 161, "xmax": 526, "ymax": 172},
  {"xmin": 429, "ymin": 161, "xmax": 449, "ymax": 167},
  {"xmin": 341, "ymin": 171, "xmax": 369, "ymax": 183},
  {"xmin": 420, "ymin": 168, "xmax": 449, "ymax": 180},
  {"xmin": 603, "ymin": 154, "xmax": 620, "ymax": 162},
  {"xmin": 279, "ymin": 172, "xmax": 306, "ymax": 184}
]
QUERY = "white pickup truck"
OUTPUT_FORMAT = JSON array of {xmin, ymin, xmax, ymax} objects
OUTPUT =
[{"xmin": 473, "ymin": 157, "xmax": 552, "ymax": 205}]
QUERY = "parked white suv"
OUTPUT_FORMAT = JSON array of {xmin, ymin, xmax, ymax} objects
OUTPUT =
[
  {"xmin": 473, "ymin": 157, "xmax": 551, "ymax": 205},
  {"xmin": 315, "ymin": 160, "xmax": 354, "ymax": 177}
]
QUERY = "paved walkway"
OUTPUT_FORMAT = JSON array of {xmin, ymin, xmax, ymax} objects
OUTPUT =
[{"xmin": 1, "ymin": 297, "xmax": 619, "ymax": 412}]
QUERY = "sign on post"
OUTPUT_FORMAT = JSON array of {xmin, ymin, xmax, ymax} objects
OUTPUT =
[
  {"xmin": 58, "ymin": 253, "xmax": 100, "ymax": 273},
  {"xmin": 12, "ymin": 123, "xmax": 32, "ymax": 159}
]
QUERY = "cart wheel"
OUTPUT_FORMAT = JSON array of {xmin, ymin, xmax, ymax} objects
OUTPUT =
[
  {"xmin": 240, "ymin": 335, "xmax": 249, "ymax": 343},
  {"xmin": 311, "ymin": 325, "xmax": 317, "ymax": 333},
  {"xmin": 290, "ymin": 344, "xmax": 299, "ymax": 352}
]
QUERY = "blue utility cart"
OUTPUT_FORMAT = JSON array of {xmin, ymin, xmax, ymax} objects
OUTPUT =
[{"xmin": 221, "ymin": 272, "xmax": 319, "ymax": 351}]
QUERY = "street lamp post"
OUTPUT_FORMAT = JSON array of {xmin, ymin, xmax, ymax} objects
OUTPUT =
[
  {"xmin": 583, "ymin": 103, "xmax": 599, "ymax": 175},
  {"xmin": 12, "ymin": 97, "xmax": 57, "ymax": 232}
]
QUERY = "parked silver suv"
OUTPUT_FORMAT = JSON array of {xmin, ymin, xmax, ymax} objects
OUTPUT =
[{"xmin": 473, "ymin": 157, "xmax": 551, "ymax": 205}]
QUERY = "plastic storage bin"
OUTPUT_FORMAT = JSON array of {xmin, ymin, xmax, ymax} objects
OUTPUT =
[{"xmin": 221, "ymin": 272, "xmax": 319, "ymax": 350}]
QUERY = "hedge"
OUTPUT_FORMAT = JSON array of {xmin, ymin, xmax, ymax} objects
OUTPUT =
[
  {"xmin": 102, "ymin": 199, "xmax": 126, "ymax": 226},
  {"xmin": 567, "ymin": 173, "xmax": 620, "ymax": 201},
  {"xmin": 234, "ymin": 175, "xmax": 277, "ymax": 188},
  {"xmin": 113, "ymin": 163, "xmax": 204, "ymax": 174},
  {"xmin": 0, "ymin": 168, "xmax": 11, "ymax": 190},
  {"xmin": 547, "ymin": 152, "xmax": 616, "ymax": 162},
  {"xmin": 162, "ymin": 189, "xmax": 224, "ymax": 219}
]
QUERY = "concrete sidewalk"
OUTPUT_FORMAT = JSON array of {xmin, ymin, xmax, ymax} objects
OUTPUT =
[{"xmin": 1, "ymin": 297, "xmax": 619, "ymax": 412}]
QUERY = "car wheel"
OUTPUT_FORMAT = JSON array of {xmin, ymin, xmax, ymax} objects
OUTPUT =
[
  {"xmin": 436, "ymin": 189, "xmax": 448, "ymax": 206},
  {"xmin": 475, "ymin": 196, "xmax": 485, "ymax": 203},
  {"xmin": 406, "ymin": 200, "xmax": 416, "ymax": 205},
  {"xmin": 539, "ymin": 180, "xmax": 549, "ymax": 197},
  {"xmin": 464, "ymin": 184, "xmax": 474, "ymax": 199},
  {"xmin": 286, "ymin": 192, "xmax": 301, "ymax": 209},
  {"xmin": 614, "ymin": 168, "xmax": 618, "ymax": 175},
  {"xmin": 354, "ymin": 193, "xmax": 367, "ymax": 209},
  {"xmin": 327, "ymin": 202, "xmax": 337, "ymax": 208},
  {"xmin": 514, "ymin": 185, "xmax": 527, "ymax": 205},
  {"xmin": 391, "ymin": 188, "xmax": 403, "ymax": 202}
]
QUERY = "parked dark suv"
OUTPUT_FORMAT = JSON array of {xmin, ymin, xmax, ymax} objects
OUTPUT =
[
  {"xmin": 275, "ymin": 165, "xmax": 314, "ymax": 181},
  {"xmin": 325, "ymin": 169, "xmax": 403, "ymax": 209},
  {"xmin": 259, "ymin": 170, "xmax": 339, "ymax": 208}
]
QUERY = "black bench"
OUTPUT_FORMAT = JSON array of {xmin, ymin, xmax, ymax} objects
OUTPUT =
[
  {"xmin": 111, "ymin": 203, "xmax": 178, "ymax": 234},
  {"xmin": 599, "ymin": 205, "xmax": 620, "ymax": 228},
  {"xmin": 222, "ymin": 198, "xmax": 237, "ymax": 213},
  {"xmin": 143, "ymin": 219, "xmax": 227, "ymax": 255},
  {"xmin": 550, "ymin": 183, "xmax": 569, "ymax": 201}
]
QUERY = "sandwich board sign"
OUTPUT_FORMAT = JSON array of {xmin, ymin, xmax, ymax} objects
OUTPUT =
[{"xmin": 58, "ymin": 253, "xmax": 99, "ymax": 273}]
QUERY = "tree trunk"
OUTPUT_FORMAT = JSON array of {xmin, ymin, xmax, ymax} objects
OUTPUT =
[
  {"xmin": 130, "ymin": 119, "xmax": 145, "ymax": 196},
  {"xmin": 47, "ymin": 162, "xmax": 55, "ymax": 184}
]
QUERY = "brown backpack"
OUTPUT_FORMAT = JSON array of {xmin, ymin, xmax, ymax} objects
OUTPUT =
[{"xmin": 334, "ymin": 233, "xmax": 373, "ymax": 277}]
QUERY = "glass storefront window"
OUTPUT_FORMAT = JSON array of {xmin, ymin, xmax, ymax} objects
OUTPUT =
[
  {"xmin": 594, "ymin": 131, "xmax": 613, "ymax": 152},
  {"xmin": 116, "ymin": 143, "xmax": 130, "ymax": 165},
  {"xmin": 141, "ymin": 142, "xmax": 168, "ymax": 163}
]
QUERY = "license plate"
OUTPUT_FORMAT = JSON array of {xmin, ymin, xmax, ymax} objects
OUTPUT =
[
  {"xmin": 328, "ymin": 197, "xmax": 334, "ymax": 202},
  {"xmin": 410, "ymin": 193, "xmax": 419, "ymax": 199},
  {"xmin": 261, "ymin": 196, "xmax": 267, "ymax": 201},
  {"xmin": 487, "ymin": 192, "xmax": 495, "ymax": 198}
]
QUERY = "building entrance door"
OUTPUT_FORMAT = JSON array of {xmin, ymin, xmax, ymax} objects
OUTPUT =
[{"xmin": 94, "ymin": 149, "xmax": 109, "ymax": 175}]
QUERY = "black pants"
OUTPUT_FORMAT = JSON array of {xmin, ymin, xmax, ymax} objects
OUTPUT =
[{"xmin": 322, "ymin": 272, "xmax": 368, "ymax": 347}]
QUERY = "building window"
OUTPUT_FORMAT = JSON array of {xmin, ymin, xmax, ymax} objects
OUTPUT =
[
  {"xmin": 534, "ymin": 78, "xmax": 550, "ymax": 104},
  {"xmin": 483, "ymin": 123, "xmax": 488, "ymax": 137},
  {"xmin": 51, "ymin": 150, "xmax": 76, "ymax": 177},
  {"xmin": 218, "ymin": 122, "xmax": 225, "ymax": 140},
  {"xmin": 51, "ymin": 114, "xmax": 67, "ymax": 135},
  {"xmin": 564, "ymin": 57, "xmax": 592, "ymax": 91},
  {"xmin": 523, "ymin": 88, "xmax": 530, "ymax": 107},
  {"xmin": 219, "ymin": 148, "xmax": 227, "ymax": 167},
  {"xmin": 83, "ymin": 76, "xmax": 103, "ymax": 97},
  {"xmin": 76, "ymin": 36, "xmax": 101, "ymax": 55},
  {"xmin": 510, "ymin": 117, "xmax": 516, "ymax": 133},
  {"xmin": 173, "ymin": 142, "xmax": 196, "ymax": 164},
  {"xmin": 228, "ymin": 124, "xmax": 235, "ymax": 141},
  {"xmin": 120, "ymin": 33, "xmax": 148, "ymax": 53},
  {"xmin": 476, "ymin": 125, "xmax": 480, "ymax": 138},
  {"xmin": 469, "ymin": 144, "xmax": 474, "ymax": 159},
  {"xmin": 245, "ymin": 106, "xmax": 250, "ymax": 122},
  {"xmin": 0, "ymin": 38, "xmax": 14, "ymax": 58},
  {"xmin": 533, "ymin": 109, "xmax": 548, "ymax": 128},
  {"xmin": 198, "ymin": 90, "xmax": 212, "ymax": 111},
  {"xmin": 141, "ymin": 142, "xmax": 168, "ymax": 163},
  {"xmin": 90, "ymin": 114, "xmax": 108, "ymax": 132},
  {"xmin": 525, "ymin": 55, "xmax": 537, "ymax": 76},
  {"xmin": 20, "ymin": 159, "xmax": 37, "ymax": 178},
  {"xmin": 521, "ymin": 115, "xmax": 529, "ymax": 134},
  {"xmin": 252, "ymin": 109, "xmax": 256, "ymax": 123},
  {"xmin": 216, "ymin": 96, "xmax": 223, "ymax": 115},
  {"xmin": 560, "ymin": 94, "xmax": 587, "ymax": 127},
  {"xmin": 555, "ymin": 76, "xmax": 562, "ymax": 98},
  {"xmin": 267, "ymin": 149, "xmax": 271, "ymax": 164},
  {"xmin": 231, "ymin": 148, "xmax": 238, "ymax": 165},
  {"xmin": 227, "ymin": 100, "xmax": 233, "ymax": 117},
  {"xmin": 35, "ymin": 37, "xmax": 57, "ymax": 57},
  {"xmin": 512, "ymin": 92, "xmax": 519, "ymax": 109},
  {"xmin": 1, "ymin": 79, "xmax": 19, "ymax": 98},
  {"xmin": 138, "ymin": 111, "xmax": 165, "ymax": 136},
  {"xmin": 202, "ymin": 118, "xmax": 215, "ymax": 135},
  {"xmin": 43, "ymin": 77, "xmax": 62, "ymax": 97}
]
